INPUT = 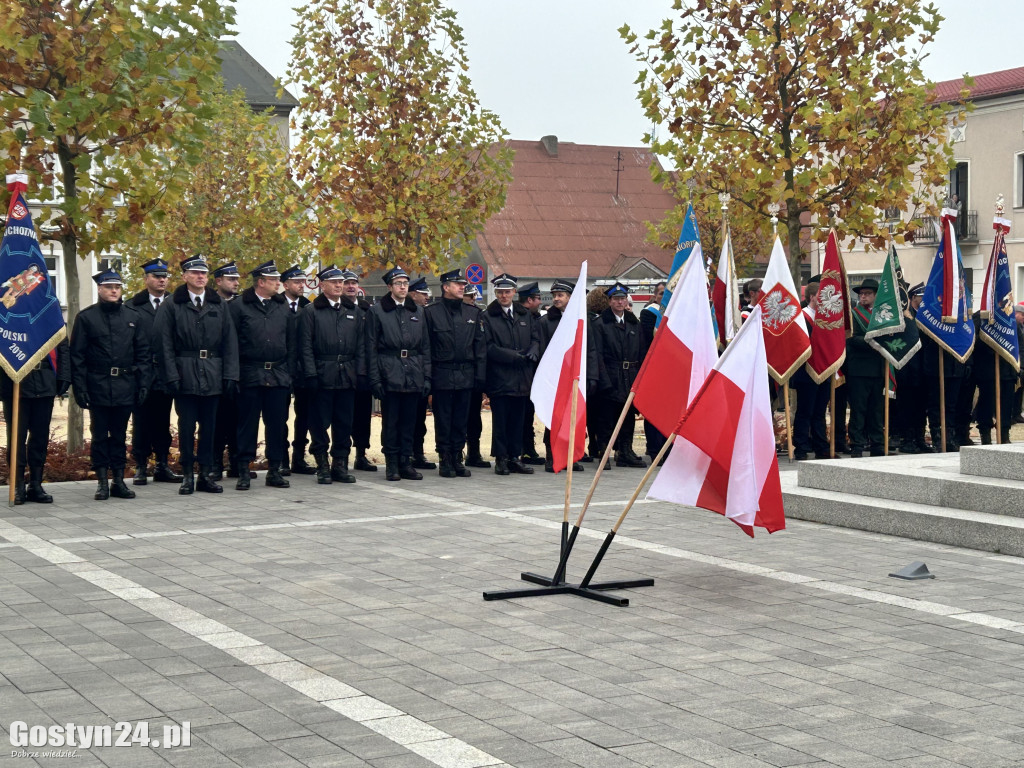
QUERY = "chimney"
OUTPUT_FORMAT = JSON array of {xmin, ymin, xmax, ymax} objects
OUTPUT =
[{"xmin": 540, "ymin": 135, "xmax": 558, "ymax": 158}]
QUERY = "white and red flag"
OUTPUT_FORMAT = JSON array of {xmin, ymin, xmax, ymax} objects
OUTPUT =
[
  {"xmin": 531, "ymin": 261, "xmax": 587, "ymax": 473},
  {"xmin": 632, "ymin": 244, "xmax": 718, "ymax": 436},
  {"xmin": 806, "ymin": 229, "xmax": 852, "ymax": 383},
  {"xmin": 648, "ymin": 305, "xmax": 786, "ymax": 537},
  {"xmin": 758, "ymin": 236, "xmax": 811, "ymax": 382},
  {"xmin": 712, "ymin": 225, "xmax": 741, "ymax": 346}
]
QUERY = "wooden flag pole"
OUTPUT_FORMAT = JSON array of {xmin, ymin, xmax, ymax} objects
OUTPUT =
[
  {"xmin": 829, "ymin": 378, "xmax": 837, "ymax": 457},
  {"xmin": 939, "ymin": 349, "xmax": 947, "ymax": 453},
  {"xmin": 783, "ymin": 382, "xmax": 794, "ymax": 462},
  {"xmin": 884, "ymin": 362, "xmax": 891, "ymax": 456},
  {"xmin": 8, "ymin": 381, "xmax": 20, "ymax": 507},
  {"xmin": 560, "ymin": 380, "xmax": 580, "ymax": 560},
  {"xmin": 995, "ymin": 356, "xmax": 1003, "ymax": 444}
]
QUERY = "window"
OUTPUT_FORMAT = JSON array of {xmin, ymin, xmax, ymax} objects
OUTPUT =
[{"xmin": 1016, "ymin": 152, "xmax": 1024, "ymax": 208}]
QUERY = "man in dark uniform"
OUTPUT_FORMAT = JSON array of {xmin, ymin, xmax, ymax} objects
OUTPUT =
[
  {"xmin": 229, "ymin": 261, "xmax": 295, "ymax": 489},
  {"xmin": 895, "ymin": 283, "xmax": 931, "ymax": 453},
  {"xmin": 517, "ymin": 281, "xmax": 545, "ymax": 466},
  {"xmin": 281, "ymin": 264, "xmax": 314, "ymax": 475},
  {"xmin": 483, "ymin": 273, "xmax": 541, "ymax": 475},
  {"xmin": 424, "ymin": 268, "xmax": 485, "ymax": 478},
  {"xmin": 2, "ymin": 340, "xmax": 69, "ymax": 504},
  {"xmin": 342, "ymin": 271, "xmax": 378, "ymax": 472},
  {"xmin": 537, "ymin": 278, "xmax": 593, "ymax": 473},
  {"xmin": 210, "ymin": 260, "xmax": 244, "ymax": 480},
  {"xmin": 71, "ymin": 269, "xmax": 151, "ymax": 500},
  {"xmin": 300, "ymin": 266, "xmax": 364, "ymax": 484},
  {"xmin": 592, "ymin": 282, "xmax": 647, "ymax": 467},
  {"xmin": 367, "ymin": 267, "xmax": 431, "ymax": 481},
  {"xmin": 973, "ymin": 310, "xmax": 1018, "ymax": 445},
  {"xmin": 128, "ymin": 257, "xmax": 181, "ymax": 485},
  {"xmin": 792, "ymin": 277, "xmax": 832, "ymax": 460},
  {"xmin": 155, "ymin": 255, "xmax": 240, "ymax": 494},
  {"xmin": 846, "ymin": 278, "xmax": 885, "ymax": 457},
  {"xmin": 462, "ymin": 283, "xmax": 490, "ymax": 468},
  {"xmin": 408, "ymin": 276, "xmax": 437, "ymax": 470}
]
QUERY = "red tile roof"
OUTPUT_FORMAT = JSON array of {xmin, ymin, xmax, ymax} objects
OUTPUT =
[
  {"xmin": 932, "ymin": 66, "xmax": 1024, "ymax": 104},
  {"xmin": 476, "ymin": 139, "xmax": 677, "ymax": 279}
]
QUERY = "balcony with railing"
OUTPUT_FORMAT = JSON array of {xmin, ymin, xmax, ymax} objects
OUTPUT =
[{"xmin": 909, "ymin": 210, "xmax": 978, "ymax": 245}]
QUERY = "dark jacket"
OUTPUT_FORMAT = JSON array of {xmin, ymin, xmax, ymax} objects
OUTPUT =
[
  {"xmin": 483, "ymin": 300, "xmax": 540, "ymax": 397},
  {"xmin": 539, "ymin": 305, "xmax": 599, "ymax": 389},
  {"xmin": 0, "ymin": 339, "xmax": 70, "ymax": 400},
  {"xmin": 228, "ymin": 288, "xmax": 296, "ymax": 389},
  {"xmin": 592, "ymin": 307, "xmax": 647, "ymax": 401},
  {"xmin": 300, "ymin": 294, "xmax": 365, "ymax": 390},
  {"xmin": 70, "ymin": 301, "xmax": 151, "ymax": 407},
  {"xmin": 846, "ymin": 304, "xmax": 885, "ymax": 378},
  {"xmin": 424, "ymin": 297, "xmax": 486, "ymax": 390},
  {"xmin": 129, "ymin": 290, "xmax": 170, "ymax": 390},
  {"xmin": 367, "ymin": 293, "xmax": 431, "ymax": 393},
  {"xmin": 154, "ymin": 284, "xmax": 239, "ymax": 396}
]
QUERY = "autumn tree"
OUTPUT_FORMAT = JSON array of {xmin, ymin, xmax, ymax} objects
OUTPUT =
[
  {"xmin": 623, "ymin": 0, "xmax": 958, "ymax": 282},
  {"xmin": 288, "ymin": 0, "xmax": 513, "ymax": 272},
  {"xmin": 0, "ymin": 0, "xmax": 232, "ymax": 449},
  {"xmin": 119, "ymin": 86, "xmax": 310, "ymax": 295}
]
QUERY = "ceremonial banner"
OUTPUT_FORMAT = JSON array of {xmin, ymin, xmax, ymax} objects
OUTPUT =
[
  {"xmin": 806, "ymin": 229, "xmax": 852, "ymax": 382},
  {"xmin": 531, "ymin": 261, "xmax": 587, "ymax": 473},
  {"xmin": 915, "ymin": 209, "xmax": 975, "ymax": 363},
  {"xmin": 0, "ymin": 174, "xmax": 66, "ymax": 381},
  {"xmin": 711, "ymin": 224, "xmax": 741, "ymax": 345},
  {"xmin": 648, "ymin": 305, "xmax": 785, "ymax": 538},
  {"xmin": 865, "ymin": 242, "xmax": 921, "ymax": 370},
  {"xmin": 978, "ymin": 215, "xmax": 1020, "ymax": 370},
  {"xmin": 659, "ymin": 202, "xmax": 701, "ymax": 320},
  {"xmin": 757, "ymin": 236, "xmax": 811, "ymax": 383}
]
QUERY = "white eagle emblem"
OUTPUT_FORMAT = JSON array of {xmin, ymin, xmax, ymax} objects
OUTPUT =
[
  {"xmin": 816, "ymin": 284, "xmax": 843, "ymax": 317},
  {"xmin": 761, "ymin": 289, "xmax": 798, "ymax": 332}
]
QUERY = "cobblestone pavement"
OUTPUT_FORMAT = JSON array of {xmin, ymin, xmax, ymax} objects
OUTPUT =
[{"xmin": 2, "ymin": 459, "xmax": 1024, "ymax": 768}]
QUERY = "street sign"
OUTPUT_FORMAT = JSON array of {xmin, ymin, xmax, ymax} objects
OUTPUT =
[
  {"xmin": 466, "ymin": 263, "xmax": 485, "ymax": 285},
  {"xmin": 306, "ymin": 274, "xmax": 320, "ymax": 291}
]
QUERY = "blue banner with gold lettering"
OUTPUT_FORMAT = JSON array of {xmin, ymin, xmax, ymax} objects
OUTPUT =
[
  {"xmin": 0, "ymin": 175, "xmax": 67, "ymax": 382},
  {"xmin": 659, "ymin": 202, "xmax": 701, "ymax": 321},
  {"xmin": 979, "ymin": 218, "xmax": 1020, "ymax": 371},
  {"xmin": 915, "ymin": 219, "xmax": 974, "ymax": 364}
]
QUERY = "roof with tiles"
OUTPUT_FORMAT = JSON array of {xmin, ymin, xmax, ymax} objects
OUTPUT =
[
  {"xmin": 475, "ymin": 137, "xmax": 676, "ymax": 279},
  {"xmin": 931, "ymin": 66, "xmax": 1024, "ymax": 104}
]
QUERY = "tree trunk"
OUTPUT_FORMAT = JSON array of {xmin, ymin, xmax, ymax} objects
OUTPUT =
[
  {"xmin": 57, "ymin": 141, "xmax": 85, "ymax": 453},
  {"xmin": 786, "ymin": 199, "xmax": 803, "ymax": 289}
]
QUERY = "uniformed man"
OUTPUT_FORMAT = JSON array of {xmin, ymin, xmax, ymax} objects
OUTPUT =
[
  {"xmin": 972, "ymin": 310, "xmax": 1016, "ymax": 445},
  {"xmin": 367, "ymin": 267, "xmax": 431, "ymax": 481},
  {"xmin": 281, "ymin": 264, "xmax": 314, "ymax": 475},
  {"xmin": 483, "ymin": 273, "xmax": 540, "ymax": 475},
  {"xmin": 71, "ymin": 269, "xmax": 151, "ymax": 500},
  {"xmin": 228, "ymin": 261, "xmax": 294, "ymax": 489},
  {"xmin": 407, "ymin": 276, "xmax": 436, "ymax": 470},
  {"xmin": 592, "ymin": 282, "xmax": 647, "ymax": 467},
  {"xmin": 300, "ymin": 266, "xmax": 364, "ymax": 484},
  {"xmin": 895, "ymin": 283, "xmax": 930, "ymax": 453},
  {"xmin": 791, "ymin": 277, "xmax": 831, "ymax": 460},
  {"xmin": 517, "ymin": 281, "xmax": 545, "ymax": 466},
  {"xmin": 342, "ymin": 271, "xmax": 378, "ymax": 472},
  {"xmin": 210, "ymin": 260, "xmax": 244, "ymax": 480},
  {"xmin": 462, "ymin": 283, "xmax": 490, "ymax": 468},
  {"xmin": 424, "ymin": 268, "xmax": 485, "ymax": 478},
  {"xmin": 2, "ymin": 340, "xmax": 69, "ymax": 504},
  {"xmin": 155, "ymin": 255, "xmax": 240, "ymax": 494},
  {"xmin": 128, "ymin": 257, "xmax": 181, "ymax": 486},
  {"xmin": 846, "ymin": 278, "xmax": 885, "ymax": 457}
]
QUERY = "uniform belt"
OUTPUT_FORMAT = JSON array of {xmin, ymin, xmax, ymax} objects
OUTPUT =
[
  {"xmin": 179, "ymin": 349, "xmax": 219, "ymax": 359},
  {"xmin": 89, "ymin": 365, "xmax": 130, "ymax": 376},
  {"xmin": 243, "ymin": 359, "xmax": 286, "ymax": 370},
  {"xmin": 317, "ymin": 354, "xmax": 355, "ymax": 363},
  {"xmin": 381, "ymin": 349, "xmax": 414, "ymax": 359},
  {"xmin": 621, "ymin": 361, "xmax": 639, "ymax": 370}
]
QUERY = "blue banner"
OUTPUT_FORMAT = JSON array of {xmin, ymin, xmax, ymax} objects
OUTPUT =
[
  {"xmin": 979, "ymin": 227, "xmax": 1021, "ymax": 371},
  {"xmin": 915, "ymin": 228, "xmax": 974, "ymax": 364},
  {"xmin": 658, "ymin": 202, "xmax": 701, "ymax": 324},
  {"xmin": 0, "ymin": 181, "xmax": 67, "ymax": 382}
]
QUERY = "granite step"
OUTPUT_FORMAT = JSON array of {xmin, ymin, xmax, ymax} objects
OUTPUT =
[
  {"xmin": 960, "ymin": 443, "xmax": 1024, "ymax": 481},
  {"xmin": 795, "ymin": 454, "xmax": 1024, "ymax": 519},
  {"xmin": 780, "ymin": 472, "xmax": 1024, "ymax": 556}
]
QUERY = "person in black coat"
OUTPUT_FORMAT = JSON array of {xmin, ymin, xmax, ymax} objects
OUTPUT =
[
  {"xmin": 228, "ymin": 261, "xmax": 296, "ymax": 489},
  {"xmin": 592, "ymin": 282, "xmax": 648, "ymax": 467},
  {"xmin": 408, "ymin": 277, "xmax": 437, "ymax": 470},
  {"xmin": 2, "ymin": 339, "xmax": 70, "ymax": 504},
  {"xmin": 366, "ymin": 266, "xmax": 431, "ymax": 481},
  {"xmin": 845, "ymin": 279, "xmax": 886, "ymax": 457},
  {"xmin": 128, "ymin": 257, "xmax": 181, "ymax": 486},
  {"xmin": 895, "ymin": 284, "xmax": 930, "ymax": 453},
  {"xmin": 208, "ymin": 260, "xmax": 245, "ymax": 480},
  {"xmin": 483, "ymin": 273, "xmax": 541, "ymax": 475},
  {"xmin": 972, "ymin": 310, "xmax": 1018, "ymax": 445},
  {"xmin": 154, "ymin": 255, "xmax": 240, "ymax": 494},
  {"xmin": 461, "ymin": 284, "xmax": 490, "ymax": 468},
  {"xmin": 342, "ymin": 273, "xmax": 378, "ymax": 472},
  {"xmin": 300, "ymin": 266, "xmax": 365, "ymax": 484},
  {"xmin": 423, "ymin": 268, "xmax": 485, "ymax": 478},
  {"xmin": 517, "ymin": 281, "xmax": 545, "ymax": 465},
  {"xmin": 70, "ymin": 270, "xmax": 151, "ymax": 500},
  {"xmin": 281, "ymin": 264, "xmax": 314, "ymax": 475}
]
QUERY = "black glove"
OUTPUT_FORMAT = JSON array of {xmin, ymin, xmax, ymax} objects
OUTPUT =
[
  {"xmin": 136, "ymin": 387, "xmax": 149, "ymax": 406},
  {"xmin": 372, "ymin": 383, "xmax": 386, "ymax": 401},
  {"xmin": 421, "ymin": 382, "xmax": 431, "ymax": 398},
  {"xmin": 305, "ymin": 376, "xmax": 319, "ymax": 390},
  {"xmin": 56, "ymin": 381, "xmax": 70, "ymax": 397},
  {"xmin": 166, "ymin": 380, "xmax": 180, "ymax": 396},
  {"xmin": 525, "ymin": 350, "xmax": 539, "ymax": 364},
  {"xmin": 224, "ymin": 380, "xmax": 238, "ymax": 397},
  {"xmin": 73, "ymin": 390, "xmax": 90, "ymax": 410}
]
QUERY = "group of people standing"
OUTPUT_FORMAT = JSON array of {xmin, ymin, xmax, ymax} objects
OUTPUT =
[{"xmin": 4, "ymin": 259, "xmax": 662, "ymax": 504}]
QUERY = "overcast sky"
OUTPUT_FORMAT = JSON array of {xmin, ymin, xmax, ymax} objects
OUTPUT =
[{"xmin": 234, "ymin": 0, "xmax": 1019, "ymax": 148}]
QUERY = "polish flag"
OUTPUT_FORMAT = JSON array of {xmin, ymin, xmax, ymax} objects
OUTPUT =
[
  {"xmin": 648, "ymin": 305, "xmax": 786, "ymax": 537},
  {"xmin": 632, "ymin": 245, "xmax": 718, "ymax": 436},
  {"xmin": 940, "ymin": 208, "xmax": 961, "ymax": 322},
  {"xmin": 531, "ymin": 261, "xmax": 587, "ymax": 473},
  {"xmin": 711, "ymin": 226, "xmax": 741, "ymax": 345},
  {"xmin": 758, "ymin": 236, "xmax": 811, "ymax": 383}
]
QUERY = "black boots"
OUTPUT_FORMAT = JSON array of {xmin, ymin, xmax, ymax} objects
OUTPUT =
[
  {"xmin": 265, "ymin": 464, "xmax": 290, "ymax": 488},
  {"xmin": 153, "ymin": 460, "xmax": 182, "ymax": 483},
  {"xmin": 330, "ymin": 456, "xmax": 356, "ymax": 483},
  {"xmin": 179, "ymin": 470, "xmax": 194, "ymax": 495},
  {"xmin": 291, "ymin": 453, "xmax": 316, "ymax": 475},
  {"xmin": 413, "ymin": 452, "xmax": 436, "ymax": 470},
  {"xmin": 466, "ymin": 443, "xmax": 490, "ymax": 468},
  {"xmin": 439, "ymin": 453, "xmax": 457, "ymax": 478},
  {"xmin": 110, "ymin": 469, "xmax": 136, "ymax": 499},
  {"xmin": 452, "ymin": 452, "xmax": 471, "ymax": 477},
  {"xmin": 615, "ymin": 447, "xmax": 647, "ymax": 468},
  {"xmin": 354, "ymin": 448, "xmax": 377, "ymax": 471},
  {"xmin": 94, "ymin": 468, "xmax": 109, "ymax": 500},
  {"xmin": 315, "ymin": 453, "xmax": 332, "ymax": 484},
  {"xmin": 197, "ymin": 466, "xmax": 223, "ymax": 493},
  {"xmin": 494, "ymin": 456, "xmax": 510, "ymax": 476},
  {"xmin": 12, "ymin": 470, "xmax": 26, "ymax": 505},
  {"xmin": 133, "ymin": 461, "xmax": 148, "ymax": 486},
  {"xmin": 385, "ymin": 454, "xmax": 401, "ymax": 481},
  {"xmin": 980, "ymin": 429, "xmax": 993, "ymax": 445},
  {"xmin": 508, "ymin": 457, "xmax": 534, "ymax": 474},
  {"xmin": 235, "ymin": 461, "xmax": 251, "ymax": 490},
  {"xmin": 399, "ymin": 457, "xmax": 423, "ymax": 480}
]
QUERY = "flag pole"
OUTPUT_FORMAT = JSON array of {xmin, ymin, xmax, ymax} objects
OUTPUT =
[
  {"xmin": 884, "ymin": 362, "xmax": 891, "ymax": 456},
  {"xmin": 995, "ymin": 357, "xmax": 1003, "ymax": 443},
  {"xmin": 830, "ymin": 378, "xmax": 837, "ymax": 457},
  {"xmin": 783, "ymin": 382, "xmax": 795, "ymax": 461},
  {"xmin": 560, "ymin": 380, "xmax": 580, "ymax": 561},
  {"xmin": 8, "ymin": 382, "xmax": 20, "ymax": 507},
  {"xmin": 939, "ymin": 349, "xmax": 946, "ymax": 453}
]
